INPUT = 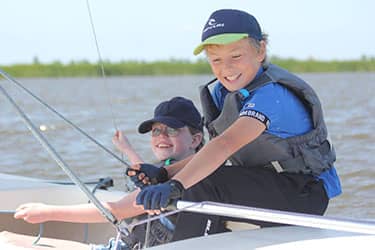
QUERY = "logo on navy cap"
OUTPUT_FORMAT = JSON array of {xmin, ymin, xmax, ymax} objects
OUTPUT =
[{"xmin": 203, "ymin": 18, "xmax": 224, "ymax": 33}]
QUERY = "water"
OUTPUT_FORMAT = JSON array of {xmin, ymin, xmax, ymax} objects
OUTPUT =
[{"xmin": 0, "ymin": 73, "xmax": 374, "ymax": 220}]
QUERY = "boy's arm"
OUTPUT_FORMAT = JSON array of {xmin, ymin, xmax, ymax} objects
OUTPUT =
[
  {"xmin": 14, "ymin": 190, "xmax": 145, "ymax": 224},
  {"xmin": 113, "ymin": 130, "xmax": 143, "ymax": 164},
  {"xmin": 174, "ymin": 116, "xmax": 265, "ymax": 188},
  {"xmin": 165, "ymin": 155, "xmax": 194, "ymax": 177}
]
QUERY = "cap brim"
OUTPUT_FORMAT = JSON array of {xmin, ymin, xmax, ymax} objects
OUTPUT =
[
  {"xmin": 138, "ymin": 116, "xmax": 186, "ymax": 134},
  {"xmin": 193, "ymin": 33, "xmax": 249, "ymax": 55}
]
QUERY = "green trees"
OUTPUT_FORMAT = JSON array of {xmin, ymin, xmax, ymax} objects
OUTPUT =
[{"xmin": 1, "ymin": 57, "xmax": 374, "ymax": 77}]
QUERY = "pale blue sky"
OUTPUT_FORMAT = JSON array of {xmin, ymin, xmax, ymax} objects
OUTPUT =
[{"xmin": 1, "ymin": 0, "xmax": 374, "ymax": 65}]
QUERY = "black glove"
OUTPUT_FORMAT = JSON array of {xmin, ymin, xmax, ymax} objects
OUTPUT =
[
  {"xmin": 126, "ymin": 163, "xmax": 169, "ymax": 188},
  {"xmin": 136, "ymin": 179, "xmax": 185, "ymax": 210}
]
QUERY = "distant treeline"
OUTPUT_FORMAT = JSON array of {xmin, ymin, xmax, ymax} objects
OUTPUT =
[{"xmin": 1, "ymin": 56, "xmax": 375, "ymax": 77}]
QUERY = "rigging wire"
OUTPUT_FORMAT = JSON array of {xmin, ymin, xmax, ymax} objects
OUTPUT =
[
  {"xmin": 85, "ymin": 0, "xmax": 118, "ymax": 130},
  {"xmin": 84, "ymin": 0, "xmax": 134, "ymax": 193}
]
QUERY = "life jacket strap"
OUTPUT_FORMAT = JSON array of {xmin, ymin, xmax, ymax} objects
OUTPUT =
[{"xmin": 270, "ymin": 161, "xmax": 284, "ymax": 173}]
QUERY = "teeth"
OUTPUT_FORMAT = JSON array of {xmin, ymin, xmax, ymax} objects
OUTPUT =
[
  {"xmin": 226, "ymin": 74, "xmax": 239, "ymax": 81},
  {"xmin": 157, "ymin": 143, "xmax": 171, "ymax": 148}
]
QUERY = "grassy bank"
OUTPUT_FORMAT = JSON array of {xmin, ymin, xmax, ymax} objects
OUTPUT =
[{"xmin": 1, "ymin": 57, "xmax": 375, "ymax": 78}]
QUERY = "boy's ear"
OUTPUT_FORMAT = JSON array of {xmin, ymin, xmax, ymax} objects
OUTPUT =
[
  {"xmin": 191, "ymin": 133, "xmax": 203, "ymax": 149},
  {"xmin": 257, "ymin": 41, "xmax": 267, "ymax": 62}
]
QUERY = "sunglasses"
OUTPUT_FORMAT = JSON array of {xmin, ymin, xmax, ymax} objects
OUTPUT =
[{"xmin": 151, "ymin": 127, "xmax": 180, "ymax": 137}]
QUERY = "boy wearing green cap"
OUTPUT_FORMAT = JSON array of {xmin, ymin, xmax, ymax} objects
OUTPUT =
[{"xmin": 132, "ymin": 9, "xmax": 341, "ymax": 241}]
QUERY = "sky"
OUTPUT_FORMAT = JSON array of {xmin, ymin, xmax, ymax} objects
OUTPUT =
[{"xmin": 1, "ymin": 0, "xmax": 374, "ymax": 65}]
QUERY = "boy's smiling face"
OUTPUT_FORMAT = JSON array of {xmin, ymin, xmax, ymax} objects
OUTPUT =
[
  {"xmin": 150, "ymin": 123, "xmax": 197, "ymax": 162},
  {"xmin": 206, "ymin": 38, "xmax": 266, "ymax": 92}
]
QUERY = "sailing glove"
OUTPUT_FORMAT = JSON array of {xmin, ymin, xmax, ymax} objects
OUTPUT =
[
  {"xmin": 136, "ymin": 179, "xmax": 185, "ymax": 210},
  {"xmin": 126, "ymin": 163, "xmax": 169, "ymax": 188}
]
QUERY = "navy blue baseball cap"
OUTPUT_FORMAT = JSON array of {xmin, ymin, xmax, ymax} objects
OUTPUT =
[
  {"xmin": 193, "ymin": 9, "xmax": 262, "ymax": 55},
  {"xmin": 138, "ymin": 97, "xmax": 203, "ymax": 134}
]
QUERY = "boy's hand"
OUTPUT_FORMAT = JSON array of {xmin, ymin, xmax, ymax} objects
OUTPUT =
[
  {"xmin": 136, "ymin": 180, "xmax": 185, "ymax": 211},
  {"xmin": 112, "ymin": 130, "xmax": 131, "ymax": 152},
  {"xmin": 14, "ymin": 203, "xmax": 51, "ymax": 224},
  {"xmin": 126, "ymin": 163, "xmax": 169, "ymax": 188}
]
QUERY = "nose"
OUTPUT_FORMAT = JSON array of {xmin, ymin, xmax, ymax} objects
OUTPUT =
[{"xmin": 222, "ymin": 58, "xmax": 235, "ymax": 71}]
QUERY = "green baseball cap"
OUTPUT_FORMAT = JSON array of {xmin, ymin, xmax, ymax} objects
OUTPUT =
[{"xmin": 193, "ymin": 9, "xmax": 262, "ymax": 55}]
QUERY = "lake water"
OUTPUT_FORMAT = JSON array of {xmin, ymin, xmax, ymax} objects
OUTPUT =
[{"xmin": 0, "ymin": 73, "xmax": 374, "ymax": 220}]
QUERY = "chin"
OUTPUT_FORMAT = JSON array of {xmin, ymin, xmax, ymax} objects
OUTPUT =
[
  {"xmin": 155, "ymin": 152, "xmax": 172, "ymax": 161},
  {"xmin": 223, "ymin": 81, "xmax": 248, "ymax": 92}
]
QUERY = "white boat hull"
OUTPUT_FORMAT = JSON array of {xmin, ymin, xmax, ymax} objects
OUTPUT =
[
  {"xmin": 1, "ymin": 173, "xmax": 374, "ymax": 249},
  {"xmin": 0, "ymin": 173, "xmax": 126, "ymax": 244},
  {"xmin": 150, "ymin": 226, "xmax": 375, "ymax": 249}
]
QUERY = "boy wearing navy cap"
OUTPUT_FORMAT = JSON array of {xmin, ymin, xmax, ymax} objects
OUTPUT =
[{"xmin": 113, "ymin": 96, "xmax": 204, "ymax": 170}]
